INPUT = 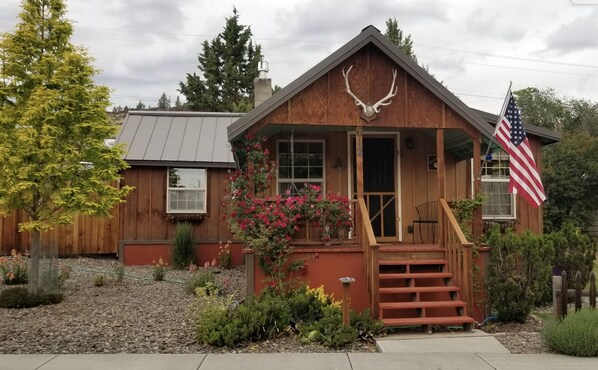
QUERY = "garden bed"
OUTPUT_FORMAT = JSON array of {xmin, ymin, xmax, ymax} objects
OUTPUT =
[{"xmin": 0, "ymin": 257, "xmax": 375, "ymax": 354}]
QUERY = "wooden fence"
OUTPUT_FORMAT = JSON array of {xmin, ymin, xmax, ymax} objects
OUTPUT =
[
  {"xmin": 552, "ymin": 271, "xmax": 597, "ymax": 319},
  {"xmin": 0, "ymin": 207, "xmax": 120, "ymax": 257}
]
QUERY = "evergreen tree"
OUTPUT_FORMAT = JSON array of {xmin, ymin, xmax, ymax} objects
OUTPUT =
[
  {"xmin": 0, "ymin": 0, "xmax": 132, "ymax": 294},
  {"xmin": 384, "ymin": 17, "xmax": 417, "ymax": 63},
  {"xmin": 157, "ymin": 92, "xmax": 171, "ymax": 110},
  {"xmin": 123, "ymin": 105, "xmax": 129, "ymax": 113},
  {"xmin": 135, "ymin": 100, "xmax": 146, "ymax": 110},
  {"xmin": 179, "ymin": 8, "xmax": 262, "ymax": 112},
  {"xmin": 174, "ymin": 96, "xmax": 182, "ymax": 108}
]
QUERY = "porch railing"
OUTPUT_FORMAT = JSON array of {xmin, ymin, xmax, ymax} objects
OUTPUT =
[
  {"xmin": 356, "ymin": 198, "xmax": 380, "ymax": 317},
  {"xmin": 439, "ymin": 198, "xmax": 474, "ymax": 317}
]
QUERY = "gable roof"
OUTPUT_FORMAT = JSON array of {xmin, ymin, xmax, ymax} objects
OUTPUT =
[
  {"xmin": 116, "ymin": 111, "xmax": 242, "ymax": 168},
  {"xmin": 228, "ymin": 25, "xmax": 496, "ymax": 142}
]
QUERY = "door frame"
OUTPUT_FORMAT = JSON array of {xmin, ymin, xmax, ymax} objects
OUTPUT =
[{"xmin": 347, "ymin": 131, "xmax": 402, "ymax": 242}]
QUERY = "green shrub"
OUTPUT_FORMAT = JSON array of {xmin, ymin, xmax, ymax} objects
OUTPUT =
[
  {"xmin": 543, "ymin": 309, "xmax": 598, "ymax": 357},
  {"xmin": 0, "ymin": 287, "xmax": 63, "ymax": 308},
  {"xmin": 300, "ymin": 305, "xmax": 357, "ymax": 349},
  {"xmin": 350, "ymin": 309, "xmax": 386, "ymax": 341},
  {"xmin": 0, "ymin": 250, "xmax": 29, "ymax": 285},
  {"xmin": 114, "ymin": 263, "xmax": 125, "ymax": 282},
  {"xmin": 195, "ymin": 290, "xmax": 290, "ymax": 347},
  {"xmin": 152, "ymin": 258, "xmax": 167, "ymax": 281},
  {"xmin": 185, "ymin": 269, "xmax": 217, "ymax": 295},
  {"xmin": 487, "ymin": 229, "xmax": 553, "ymax": 322},
  {"xmin": 93, "ymin": 274, "xmax": 106, "ymax": 287},
  {"xmin": 172, "ymin": 223, "xmax": 196, "ymax": 269},
  {"xmin": 545, "ymin": 223, "xmax": 597, "ymax": 289},
  {"xmin": 285, "ymin": 286, "xmax": 329, "ymax": 325}
]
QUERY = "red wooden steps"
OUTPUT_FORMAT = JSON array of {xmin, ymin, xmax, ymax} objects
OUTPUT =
[
  {"xmin": 379, "ymin": 259, "xmax": 448, "ymax": 266},
  {"xmin": 376, "ymin": 250, "xmax": 474, "ymax": 330},
  {"xmin": 379, "ymin": 272, "xmax": 452, "ymax": 280},
  {"xmin": 382, "ymin": 316, "xmax": 474, "ymax": 327},
  {"xmin": 379, "ymin": 286, "xmax": 458, "ymax": 294},
  {"xmin": 379, "ymin": 300, "xmax": 467, "ymax": 310}
]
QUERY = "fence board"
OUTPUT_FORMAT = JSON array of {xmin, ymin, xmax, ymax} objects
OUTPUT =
[
  {"xmin": 553, "ymin": 271, "xmax": 597, "ymax": 320},
  {"xmin": 0, "ymin": 210, "xmax": 119, "ymax": 256}
]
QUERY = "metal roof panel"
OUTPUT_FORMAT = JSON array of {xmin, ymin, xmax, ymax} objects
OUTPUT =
[
  {"xmin": 144, "ymin": 115, "xmax": 172, "ymax": 160},
  {"xmin": 126, "ymin": 115, "xmax": 157, "ymax": 160},
  {"xmin": 179, "ymin": 116, "xmax": 204, "ymax": 162}
]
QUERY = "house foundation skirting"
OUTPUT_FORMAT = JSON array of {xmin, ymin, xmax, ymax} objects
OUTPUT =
[
  {"xmin": 119, "ymin": 240, "xmax": 244, "ymax": 267},
  {"xmin": 244, "ymin": 247, "xmax": 370, "ymax": 312}
]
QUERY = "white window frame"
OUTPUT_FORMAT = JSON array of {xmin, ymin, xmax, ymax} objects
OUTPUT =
[
  {"xmin": 167, "ymin": 167, "xmax": 207, "ymax": 214},
  {"xmin": 276, "ymin": 139, "xmax": 325, "ymax": 195},
  {"xmin": 479, "ymin": 151, "xmax": 516, "ymax": 220}
]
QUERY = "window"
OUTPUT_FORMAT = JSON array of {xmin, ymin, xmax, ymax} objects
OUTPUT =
[
  {"xmin": 277, "ymin": 140, "xmax": 324, "ymax": 195},
  {"xmin": 480, "ymin": 151, "xmax": 515, "ymax": 219},
  {"xmin": 167, "ymin": 168, "xmax": 207, "ymax": 213}
]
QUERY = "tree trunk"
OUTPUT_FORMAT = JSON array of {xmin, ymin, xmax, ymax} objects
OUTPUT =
[{"xmin": 28, "ymin": 229, "xmax": 41, "ymax": 295}]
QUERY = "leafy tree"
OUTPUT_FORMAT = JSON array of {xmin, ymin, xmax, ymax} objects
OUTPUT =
[
  {"xmin": 542, "ymin": 133, "xmax": 598, "ymax": 232},
  {"xmin": 0, "ymin": 0, "xmax": 131, "ymax": 294},
  {"xmin": 135, "ymin": 100, "xmax": 146, "ymax": 110},
  {"xmin": 157, "ymin": 92, "xmax": 170, "ymax": 110},
  {"xmin": 384, "ymin": 17, "xmax": 417, "ymax": 63},
  {"xmin": 179, "ymin": 7, "xmax": 262, "ymax": 112}
]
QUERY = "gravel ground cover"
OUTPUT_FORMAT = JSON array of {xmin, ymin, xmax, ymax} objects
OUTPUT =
[{"xmin": 0, "ymin": 257, "xmax": 557, "ymax": 354}]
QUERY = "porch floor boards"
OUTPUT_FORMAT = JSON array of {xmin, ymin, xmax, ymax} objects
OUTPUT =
[{"xmin": 377, "ymin": 246, "xmax": 474, "ymax": 331}]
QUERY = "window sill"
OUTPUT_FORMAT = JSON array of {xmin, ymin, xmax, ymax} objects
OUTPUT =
[{"xmin": 165, "ymin": 213, "xmax": 207, "ymax": 224}]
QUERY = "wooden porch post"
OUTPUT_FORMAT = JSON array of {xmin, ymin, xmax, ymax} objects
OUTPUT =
[
  {"xmin": 436, "ymin": 129, "xmax": 446, "ymax": 244},
  {"xmin": 356, "ymin": 127, "xmax": 364, "ymax": 199},
  {"xmin": 472, "ymin": 133, "xmax": 483, "ymax": 236}
]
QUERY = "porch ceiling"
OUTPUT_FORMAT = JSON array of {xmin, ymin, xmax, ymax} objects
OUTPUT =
[{"xmin": 258, "ymin": 124, "xmax": 477, "ymax": 161}]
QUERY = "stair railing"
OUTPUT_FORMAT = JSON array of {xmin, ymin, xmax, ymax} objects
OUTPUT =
[
  {"xmin": 439, "ymin": 198, "xmax": 474, "ymax": 317},
  {"xmin": 356, "ymin": 198, "xmax": 380, "ymax": 317}
]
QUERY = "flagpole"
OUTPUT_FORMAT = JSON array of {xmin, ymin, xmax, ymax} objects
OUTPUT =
[{"xmin": 481, "ymin": 81, "xmax": 513, "ymax": 172}]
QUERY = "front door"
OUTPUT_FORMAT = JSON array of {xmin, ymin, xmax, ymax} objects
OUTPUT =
[{"xmin": 352, "ymin": 135, "xmax": 400, "ymax": 242}]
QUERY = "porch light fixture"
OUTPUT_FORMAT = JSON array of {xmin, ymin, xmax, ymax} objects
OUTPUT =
[
  {"xmin": 333, "ymin": 156, "xmax": 345, "ymax": 171},
  {"xmin": 405, "ymin": 137, "xmax": 414, "ymax": 150}
]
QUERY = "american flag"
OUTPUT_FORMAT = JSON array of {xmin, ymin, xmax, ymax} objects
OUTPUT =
[{"xmin": 493, "ymin": 91, "xmax": 546, "ymax": 208}]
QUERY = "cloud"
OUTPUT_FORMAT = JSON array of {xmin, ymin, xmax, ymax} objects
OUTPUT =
[
  {"xmin": 107, "ymin": 0, "xmax": 189, "ymax": 41},
  {"xmin": 466, "ymin": 6, "xmax": 528, "ymax": 43},
  {"xmin": 544, "ymin": 8, "xmax": 598, "ymax": 54}
]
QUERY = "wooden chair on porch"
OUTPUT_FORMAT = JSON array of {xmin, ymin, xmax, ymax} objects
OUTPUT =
[{"xmin": 413, "ymin": 201, "xmax": 439, "ymax": 243}]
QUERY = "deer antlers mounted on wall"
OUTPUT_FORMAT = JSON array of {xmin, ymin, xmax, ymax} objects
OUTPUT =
[{"xmin": 342, "ymin": 65, "xmax": 398, "ymax": 123}]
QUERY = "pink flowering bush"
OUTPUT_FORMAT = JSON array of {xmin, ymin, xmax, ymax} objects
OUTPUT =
[
  {"xmin": 0, "ymin": 249, "xmax": 29, "ymax": 285},
  {"xmin": 225, "ymin": 135, "xmax": 352, "ymax": 291}
]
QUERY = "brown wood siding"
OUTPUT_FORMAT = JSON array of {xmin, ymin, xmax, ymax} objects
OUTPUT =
[
  {"xmin": 0, "ymin": 207, "xmax": 119, "ymax": 256},
  {"xmin": 119, "ymin": 166, "xmax": 234, "ymax": 243}
]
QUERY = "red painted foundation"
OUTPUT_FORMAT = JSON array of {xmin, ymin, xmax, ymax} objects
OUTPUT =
[{"xmin": 121, "ymin": 242, "xmax": 245, "ymax": 267}]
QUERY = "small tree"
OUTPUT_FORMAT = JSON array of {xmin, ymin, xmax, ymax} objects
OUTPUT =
[
  {"xmin": 157, "ymin": 92, "xmax": 171, "ymax": 110},
  {"xmin": 135, "ymin": 100, "xmax": 146, "ymax": 110},
  {"xmin": 384, "ymin": 17, "xmax": 417, "ymax": 63},
  {"xmin": 0, "ymin": 0, "xmax": 132, "ymax": 294}
]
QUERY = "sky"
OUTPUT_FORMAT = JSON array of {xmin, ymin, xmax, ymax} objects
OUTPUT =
[{"xmin": 1, "ymin": 0, "xmax": 597, "ymax": 113}]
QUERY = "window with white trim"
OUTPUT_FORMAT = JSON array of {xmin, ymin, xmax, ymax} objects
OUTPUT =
[
  {"xmin": 167, "ymin": 168, "xmax": 207, "ymax": 213},
  {"xmin": 277, "ymin": 140, "xmax": 324, "ymax": 195},
  {"xmin": 481, "ymin": 151, "xmax": 516, "ymax": 219}
]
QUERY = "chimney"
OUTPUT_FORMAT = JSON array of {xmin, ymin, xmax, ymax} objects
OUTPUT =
[{"xmin": 254, "ymin": 60, "xmax": 272, "ymax": 107}]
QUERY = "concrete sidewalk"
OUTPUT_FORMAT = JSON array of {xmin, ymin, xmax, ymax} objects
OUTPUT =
[
  {"xmin": 2, "ymin": 330, "xmax": 597, "ymax": 370},
  {"xmin": 2, "ymin": 353, "xmax": 598, "ymax": 370}
]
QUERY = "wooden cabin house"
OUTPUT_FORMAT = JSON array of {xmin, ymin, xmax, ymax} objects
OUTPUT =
[
  {"xmin": 227, "ymin": 26, "xmax": 559, "ymax": 327},
  {"xmin": 113, "ymin": 111, "xmax": 246, "ymax": 266}
]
